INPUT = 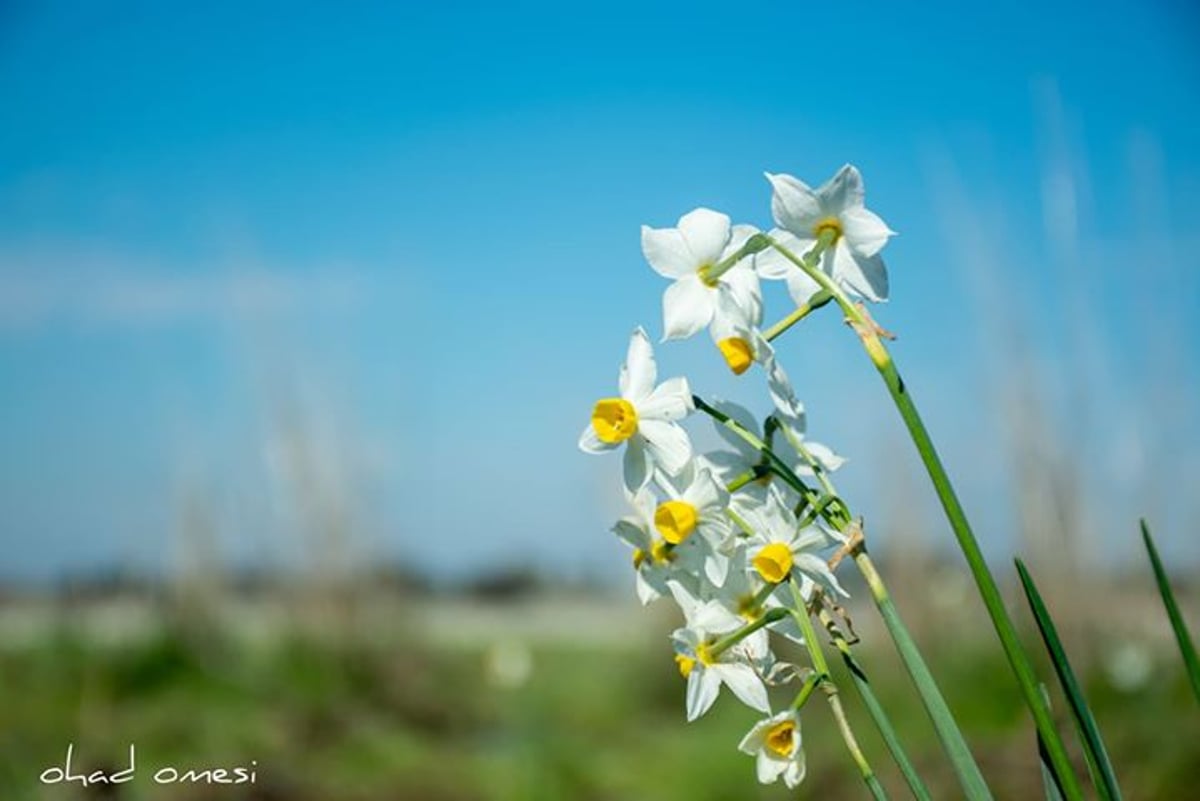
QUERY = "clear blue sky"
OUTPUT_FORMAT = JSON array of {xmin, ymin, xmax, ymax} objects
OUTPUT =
[{"xmin": 1, "ymin": 1, "xmax": 1198, "ymax": 582}]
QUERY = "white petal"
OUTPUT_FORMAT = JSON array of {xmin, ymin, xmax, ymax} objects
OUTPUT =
[
  {"xmin": 635, "ymin": 571, "xmax": 659, "ymax": 605},
  {"xmin": 694, "ymin": 599, "xmax": 743, "ymax": 634},
  {"xmin": 678, "ymin": 207, "xmax": 731, "ymax": 266},
  {"xmin": 722, "ymin": 223, "xmax": 759, "ymax": 260},
  {"xmin": 757, "ymin": 751, "xmax": 789, "ymax": 784},
  {"xmin": 738, "ymin": 723, "xmax": 766, "ymax": 755},
  {"xmin": 667, "ymin": 580, "xmax": 702, "ymax": 620},
  {"xmin": 831, "ymin": 244, "xmax": 888, "ymax": 302},
  {"xmin": 753, "ymin": 229, "xmax": 813, "ymax": 280},
  {"xmin": 767, "ymin": 173, "xmax": 821, "ymax": 235},
  {"xmin": 817, "ymin": 164, "xmax": 865, "ymax": 213},
  {"xmin": 641, "ymin": 225, "xmax": 696, "ymax": 278},
  {"xmin": 639, "ymin": 420, "xmax": 693, "ymax": 475},
  {"xmin": 662, "ymin": 277, "xmax": 715, "ymax": 341},
  {"xmin": 721, "ymin": 265, "xmax": 762, "ymax": 326},
  {"xmin": 687, "ymin": 668, "xmax": 722, "ymax": 721},
  {"xmin": 704, "ymin": 551, "xmax": 729, "ymax": 587},
  {"xmin": 612, "ymin": 519, "xmax": 649, "ymax": 550},
  {"xmin": 620, "ymin": 327, "xmax": 657, "ymax": 401},
  {"xmin": 579, "ymin": 425, "xmax": 617, "ymax": 454},
  {"xmin": 707, "ymin": 399, "xmax": 760, "ymax": 455},
  {"xmin": 717, "ymin": 663, "xmax": 770, "ymax": 712},
  {"xmin": 701, "ymin": 448, "xmax": 752, "ymax": 481},
  {"xmin": 784, "ymin": 753, "xmax": 807, "ymax": 788},
  {"xmin": 794, "ymin": 552, "xmax": 848, "ymax": 598},
  {"xmin": 622, "ymin": 436, "xmax": 651, "ymax": 493},
  {"xmin": 784, "ymin": 268, "xmax": 824, "ymax": 307},
  {"xmin": 805, "ymin": 441, "xmax": 846, "ymax": 472},
  {"xmin": 639, "ymin": 376, "xmax": 693, "ymax": 422},
  {"xmin": 841, "ymin": 205, "xmax": 894, "ymax": 257}
]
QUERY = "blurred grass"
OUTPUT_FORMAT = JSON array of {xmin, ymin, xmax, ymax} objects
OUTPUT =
[{"xmin": 0, "ymin": 587, "xmax": 1197, "ymax": 801}]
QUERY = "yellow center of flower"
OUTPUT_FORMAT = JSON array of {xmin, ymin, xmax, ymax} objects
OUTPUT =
[
  {"xmin": 753, "ymin": 542, "xmax": 794, "ymax": 584},
  {"xmin": 650, "ymin": 539, "xmax": 675, "ymax": 565},
  {"xmin": 716, "ymin": 337, "xmax": 754, "ymax": 375},
  {"xmin": 765, "ymin": 720, "xmax": 797, "ymax": 757},
  {"xmin": 632, "ymin": 548, "xmax": 647, "ymax": 569},
  {"xmin": 695, "ymin": 641, "xmax": 717, "ymax": 667},
  {"xmin": 696, "ymin": 264, "xmax": 720, "ymax": 288},
  {"xmin": 813, "ymin": 216, "xmax": 843, "ymax": 244},
  {"xmin": 591, "ymin": 398, "xmax": 638, "ymax": 443},
  {"xmin": 654, "ymin": 500, "xmax": 699, "ymax": 544},
  {"xmin": 675, "ymin": 654, "xmax": 695, "ymax": 678}
]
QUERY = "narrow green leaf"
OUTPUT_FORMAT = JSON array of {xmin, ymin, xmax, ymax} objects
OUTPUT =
[
  {"xmin": 1141, "ymin": 519, "xmax": 1200, "ymax": 703},
  {"xmin": 1036, "ymin": 684, "xmax": 1067, "ymax": 801},
  {"xmin": 1016, "ymin": 559, "xmax": 1122, "ymax": 801},
  {"xmin": 1039, "ymin": 737, "xmax": 1067, "ymax": 801}
]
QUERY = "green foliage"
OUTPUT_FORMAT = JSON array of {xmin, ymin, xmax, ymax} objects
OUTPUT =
[{"xmin": 1141, "ymin": 519, "xmax": 1200, "ymax": 703}]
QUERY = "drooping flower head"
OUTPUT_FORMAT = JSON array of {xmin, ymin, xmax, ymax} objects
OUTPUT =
[
  {"xmin": 739, "ymin": 710, "xmax": 807, "ymax": 788},
  {"xmin": 757, "ymin": 165, "xmax": 895, "ymax": 304},
  {"xmin": 579, "ymin": 327, "xmax": 694, "ymax": 492}
]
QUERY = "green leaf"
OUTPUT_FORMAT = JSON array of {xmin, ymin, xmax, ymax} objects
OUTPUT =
[
  {"xmin": 1141, "ymin": 519, "xmax": 1200, "ymax": 703},
  {"xmin": 1017, "ymin": 559, "xmax": 1122, "ymax": 801}
]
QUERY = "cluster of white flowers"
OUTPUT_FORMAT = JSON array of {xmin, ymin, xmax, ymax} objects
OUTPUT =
[{"xmin": 579, "ymin": 165, "xmax": 894, "ymax": 789}]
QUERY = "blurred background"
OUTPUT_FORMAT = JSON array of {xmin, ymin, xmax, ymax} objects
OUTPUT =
[{"xmin": 1, "ymin": 1, "xmax": 1198, "ymax": 798}]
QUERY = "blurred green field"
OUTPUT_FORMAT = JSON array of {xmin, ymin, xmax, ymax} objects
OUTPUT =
[{"xmin": 1, "ymin": 585, "xmax": 1197, "ymax": 801}]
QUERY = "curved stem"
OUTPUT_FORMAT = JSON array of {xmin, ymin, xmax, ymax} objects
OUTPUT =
[{"xmin": 763, "ymin": 233, "xmax": 1080, "ymax": 800}]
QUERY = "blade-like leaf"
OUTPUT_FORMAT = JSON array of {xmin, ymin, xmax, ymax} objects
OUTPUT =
[
  {"xmin": 1017, "ymin": 559, "xmax": 1122, "ymax": 801},
  {"xmin": 1141, "ymin": 519, "xmax": 1200, "ymax": 703},
  {"xmin": 1036, "ymin": 684, "xmax": 1067, "ymax": 801}
]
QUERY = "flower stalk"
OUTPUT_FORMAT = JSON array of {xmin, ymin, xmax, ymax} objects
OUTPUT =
[{"xmin": 764, "ymin": 233, "xmax": 1081, "ymax": 800}]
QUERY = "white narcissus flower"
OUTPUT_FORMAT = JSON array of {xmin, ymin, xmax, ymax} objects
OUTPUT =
[
  {"xmin": 642, "ymin": 208, "xmax": 761, "ymax": 341},
  {"xmin": 739, "ymin": 710, "xmax": 807, "ymax": 788},
  {"xmin": 743, "ymin": 485, "xmax": 847, "ymax": 598},
  {"xmin": 668, "ymin": 581, "xmax": 770, "ymax": 721},
  {"xmin": 654, "ymin": 461, "xmax": 735, "ymax": 587},
  {"xmin": 613, "ymin": 488, "xmax": 704, "ymax": 605},
  {"xmin": 579, "ymin": 327, "xmax": 694, "ymax": 493},
  {"xmin": 756, "ymin": 164, "xmax": 895, "ymax": 304}
]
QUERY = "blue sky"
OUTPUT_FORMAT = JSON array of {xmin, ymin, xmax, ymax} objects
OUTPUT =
[{"xmin": 1, "ymin": 1, "xmax": 1198, "ymax": 582}]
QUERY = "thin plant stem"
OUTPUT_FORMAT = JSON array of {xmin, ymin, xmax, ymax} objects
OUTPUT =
[
  {"xmin": 763, "ymin": 289, "xmax": 834, "ymax": 341},
  {"xmin": 789, "ymin": 578, "xmax": 888, "ymax": 800},
  {"xmin": 816, "ymin": 601, "xmax": 933, "ymax": 801},
  {"xmin": 761, "ymin": 233, "xmax": 1081, "ymax": 800}
]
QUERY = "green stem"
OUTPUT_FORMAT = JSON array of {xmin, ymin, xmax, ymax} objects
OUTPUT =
[
  {"xmin": 790, "ymin": 670, "xmax": 822, "ymax": 711},
  {"xmin": 763, "ymin": 289, "xmax": 834, "ymax": 342},
  {"xmin": 708, "ymin": 607, "xmax": 788, "ymax": 659},
  {"xmin": 855, "ymin": 547, "xmax": 992, "ymax": 799},
  {"xmin": 790, "ymin": 579, "xmax": 887, "ymax": 800},
  {"xmin": 763, "ymin": 233, "xmax": 1081, "ymax": 800},
  {"xmin": 818, "ymin": 603, "xmax": 933, "ymax": 801}
]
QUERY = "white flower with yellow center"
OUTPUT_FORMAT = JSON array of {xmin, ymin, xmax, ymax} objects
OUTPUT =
[
  {"xmin": 579, "ymin": 327, "xmax": 694, "ymax": 493},
  {"xmin": 739, "ymin": 710, "xmax": 807, "ymax": 788},
  {"xmin": 743, "ymin": 486, "xmax": 846, "ymax": 598},
  {"xmin": 668, "ymin": 581, "xmax": 770, "ymax": 721},
  {"xmin": 756, "ymin": 164, "xmax": 895, "ymax": 304},
  {"xmin": 764, "ymin": 352, "xmax": 847, "ymax": 477},
  {"xmin": 654, "ymin": 460, "xmax": 735, "ymax": 586},
  {"xmin": 642, "ymin": 208, "xmax": 761, "ymax": 341},
  {"xmin": 613, "ymin": 488, "xmax": 703, "ymax": 605}
]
